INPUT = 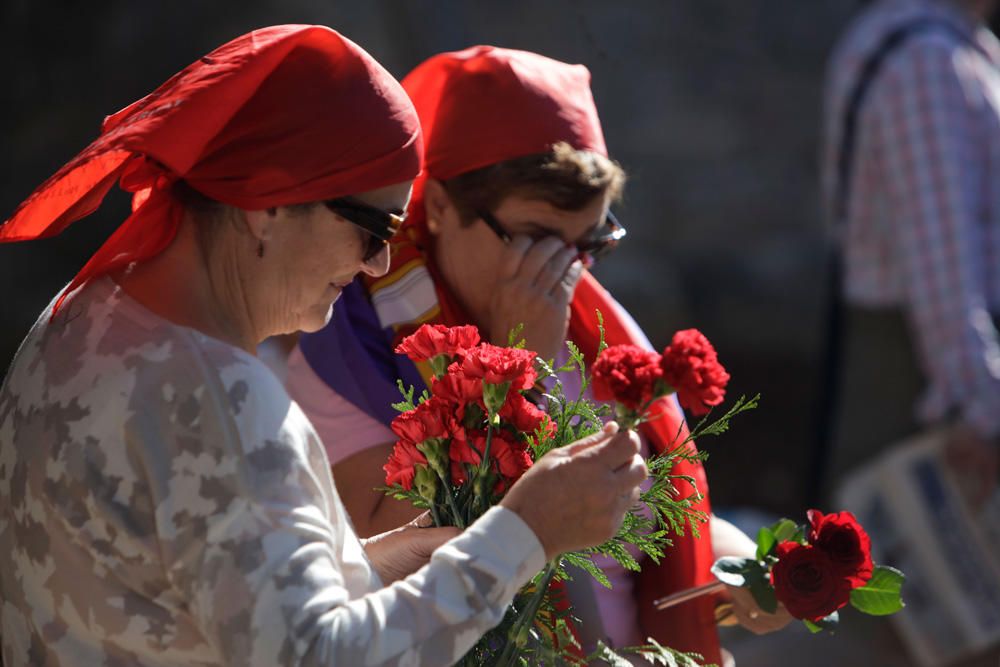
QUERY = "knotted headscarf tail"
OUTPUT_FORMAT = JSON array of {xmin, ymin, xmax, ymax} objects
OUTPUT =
[
  {"xmin": 300, "ymin": 46, "xmax": 723, "ymax": 664},
  {"xmin": 1, "ymin": 24, "xmax": 423, "ymax": 314}
]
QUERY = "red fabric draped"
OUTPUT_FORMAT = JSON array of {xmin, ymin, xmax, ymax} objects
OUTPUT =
[
  {"xmin": 2, "ymin": 25, "xmax": 422, "ymax": 313},
  {"xmin": 398, "ymin": 46, "xmax": 722, "ymax": 664}
]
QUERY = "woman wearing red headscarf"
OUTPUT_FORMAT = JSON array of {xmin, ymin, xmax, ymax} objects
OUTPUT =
[
  {"xmin": 287, "ymin": 46, "xmax": 792, "ymax": 665},
  {"xmin": 0, "ymin": 27, "xmax": 650, "ymax": 666}
]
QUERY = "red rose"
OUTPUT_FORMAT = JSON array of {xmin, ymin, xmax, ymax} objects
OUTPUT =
[
  {"xmin": 395, "ymin": 324, "xmax": 481, "ymax": 362},
  {"xmin": 390, "ymin": 397, "xmax": 465, "ymax": 445},
  {"xmin": 459, "ymin": 343, "xmax": 538, "ymax": 390},
  {"xmin": 383, "ymin": 440, "xmax": 428, "ymax": 490},
  {"xmin": 660, "ymin": 329, "xmax": 730, "ymax": 416},
  {"xmin": 591, "ymin": 344, "xmax": 664, "ymax": 410},
  {"xmin": 770, "ymin": 541, "xmax": 852, "ymax": 621},
  {"xmin": 807, "ymin": 509, "xmax": 874, "ymax": 588},
  {"xmin": 499, "ymin": 392, "xmax": 556, "ymax": 440}
]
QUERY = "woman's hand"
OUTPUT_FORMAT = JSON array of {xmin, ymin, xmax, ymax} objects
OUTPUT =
[
  {"xmin": 720, "ymin": 585, "xmax": 794, "ymax": 635},
  {"xmin": 500, "ymin": 422, "xmax": 646, "ymax": 559},
  {"xmin": 488, "ymin": 234, "xmax": 583, "ymax": 361},
  {"xmin": 361, "ymin": 513, "xmax": 460, "ymax": 584},
  {"xmin": 710, "ymin": 514, "xmax": 793, "ymax": 634}
]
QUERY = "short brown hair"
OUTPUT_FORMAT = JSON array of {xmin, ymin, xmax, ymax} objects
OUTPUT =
[{"xmin": 442, "ymin": 142, "xmax": 625, "ymax": 223}]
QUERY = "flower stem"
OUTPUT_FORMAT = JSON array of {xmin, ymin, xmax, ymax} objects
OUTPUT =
[
  {"xmin": 495, "ymin": 560, "xmax": 559, "ymax": 667},
  {"xmin": 435, "ymin": 470, "xmax": 466, "ymax": 529}
]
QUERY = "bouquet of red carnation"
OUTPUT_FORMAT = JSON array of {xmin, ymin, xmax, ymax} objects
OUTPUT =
[
  {"xmin": 706, "ymin": 510, "xmax": 905, "ymax": 632},
  {"xmin": 591, "ymin": 328, "xmax": 733, "ymax": 430},
  {"xmin": 384, "ymin": 322, "xmax": 755, "ymax": 666}
]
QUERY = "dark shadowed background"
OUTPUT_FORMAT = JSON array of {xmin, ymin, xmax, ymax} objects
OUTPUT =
[{"xmin": 0, "ymin": 0, "xmax": 871, "ymax": 515}]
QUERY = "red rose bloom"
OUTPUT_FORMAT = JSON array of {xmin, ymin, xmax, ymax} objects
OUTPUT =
[
  {"xmin": 660, "ymin": 329, "xmax": 730, "ymax": 416},
  {"xmin": 807, "ymin": 509, "xmax": 874, "ymax": 588},
  {"xmin": 395, "ymin": 324, "xmax": 481, "ymax": 362},
  {"xmin": 591, "ymin": 344, "xmax": 664, "ymax": 410},
  {"xmin": 460, "ymin": 343, "xmax": 538, "ymax": 389},
  {"xmin": 390, "ymin": 396, "xmax": 464, "ymax": 445},
  {"xmin": 770, "ymin": 541, "xmax": 852, "ymax": 621},
  {"xmin": 383, "ymin": 440, "xmax": 428, "ymax": 490}
]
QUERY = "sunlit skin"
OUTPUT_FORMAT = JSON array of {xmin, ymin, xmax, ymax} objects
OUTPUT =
[{"xmin": 114, "ymin": 181, "xmax": 412, "ymax": 354}]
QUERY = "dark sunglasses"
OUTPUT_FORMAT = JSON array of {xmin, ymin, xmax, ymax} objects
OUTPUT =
[
  {"xmin": 477, "ymin": 208, "xmax": 627, "ymax": 262},
  {"xmin": 324, "ymin": 197, "xmax": 406, "ymax": 261}
]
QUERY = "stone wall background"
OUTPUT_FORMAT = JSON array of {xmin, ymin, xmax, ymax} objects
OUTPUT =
[{"xmin": 0, "ymin": 0, "xmax": 873, "ymax": 513}]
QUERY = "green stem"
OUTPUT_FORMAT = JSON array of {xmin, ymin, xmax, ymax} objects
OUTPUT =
[
  {"xmin": 479, "ymin": 422, "xmax": 494, "ymax": 474},
  {"xmin": 428, "ymin": 502, "xmax": 443, "ymax": 528},
  {"xmin": 495, "ymin": 561, "xmax": 559, "ymax": 667},
  {"xmin": 435, "ymin": 469, "xmax": 466, "ymax": 529}
]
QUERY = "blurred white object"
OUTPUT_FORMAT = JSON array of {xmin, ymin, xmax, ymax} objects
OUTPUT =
[{"xmin": 836, "ymin": 428, "xmax": 1000, "ymax": 666}]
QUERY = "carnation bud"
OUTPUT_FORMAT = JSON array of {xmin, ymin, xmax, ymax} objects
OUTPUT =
[
  {"xmin": 482, "ymin": 380, "xmax": 511, "ymax": 419},
  {"xmin": 428, "ymin": 354, "xmax": 450, "ymax": 379},
  {"xmin": 413, "ymin": 465, "xmax": 438, "ymax": 503},
  {"xmin": 417, "ymin": 438, "xmax": 449, "ymax": 478}
]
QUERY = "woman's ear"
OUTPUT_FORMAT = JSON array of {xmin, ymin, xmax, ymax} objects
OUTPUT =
[
  {"xmin": 242, "ymin": 207, "xmax": 279, "ymax": 242},
  {"xmin": 422, "ymin": 179, "xmax": 460, "ymax": 235}
]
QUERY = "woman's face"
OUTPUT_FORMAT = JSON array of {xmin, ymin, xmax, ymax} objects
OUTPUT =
[
  {"xmin": 427, "ymin": 184, "xmax": 610, "ymax": 330},
  {"xmin": 263, "ymin": 180, "xmax": 412, "ymax": 334}
]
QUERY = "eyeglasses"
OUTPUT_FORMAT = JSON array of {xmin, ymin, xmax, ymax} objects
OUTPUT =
[
  {"xmin": 324, "ymin": 197, "xmax": 406, "ymax": 261},
  {"xmin": 476, "ymin": 208, "xmax": 627, "ymax": 263}
]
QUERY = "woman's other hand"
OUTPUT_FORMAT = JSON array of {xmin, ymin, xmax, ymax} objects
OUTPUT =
[
  {"xmin": 720, "ymin": 585, "xmax": 794, "ymax": 635},
  {"xmin": 361, "ymin": 513, "xmax": 460, "ymax": 584}
]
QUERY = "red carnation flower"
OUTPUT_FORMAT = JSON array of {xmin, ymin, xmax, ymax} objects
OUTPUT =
[
  {"xmin": 591, "ymin": 344, "xmax": 664, "ymax": 411},
  {"xmin": 473, "ymin": 430, "xmax": 532, "ymax": 483},
  {"xmin": 499, "ymin": 392, "xmax": 557, "ymax": 441},
  {"xmin": 770, "ymin": 541, "xmax": 852, "ymax": 621},
  {"xmin": 383, "ymin": 440, "xmax": 428, "ymax": 490},
  {"xmin": 459, "ymin": 343, "xmax": 538, "ymax": 390},
  {"xmin": 431, "ymin": 364, "xmax": 484, "ymax": 405},
  {"xmin": 395, "ymin": 324, "xmax": 481, "ymax": 362},
  {"xmin": 660, "ymin": 329, "xmax": 730, "ymax": 416},
  {"xmin": 807, "ymin": 510, "xmax": 874, "ymax": 588},
  {"xmin": 390, "ymin": 397, "xmax": 465, "ymax": 446}
]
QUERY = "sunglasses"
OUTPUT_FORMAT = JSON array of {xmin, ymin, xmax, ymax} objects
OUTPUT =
[
  {"xmin": 324, "ymin": 197, "xmax": 406, "ymax": 261},
  {"xmin": 477, "ymin": 208, "xmax": 627, "ymax": 263}
]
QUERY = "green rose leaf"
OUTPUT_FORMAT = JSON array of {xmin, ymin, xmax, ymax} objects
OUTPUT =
[
  {"xmin": 770, "ymin": 518, "xmax": 804, "ymax": 544},
  {"xmin": 747, "ymin": 566, "xmax": 778, "ymax": 614},
  {"xmin": 756, "ymin": 527, "xmax": 776, "ymax": 561},
  {"xmin": 711, "ymin": 557, "xmax": 755, "ymax": 587},
  {"xmin": 803, "ymin": 611, "xmax": 839, "ymax": 634},
  {"xmin": 850, "ymin": 565, "xmax": 906, "ymax": 616}
]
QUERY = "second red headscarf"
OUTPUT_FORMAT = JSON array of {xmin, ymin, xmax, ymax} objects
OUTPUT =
[{"xmin": 389, "ymin": 45, "xmax": 723, "ymax": 663}]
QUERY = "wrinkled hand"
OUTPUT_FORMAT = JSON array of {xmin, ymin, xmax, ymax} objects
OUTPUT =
[
  {"xmin": 361, "ymin": 513, "xmax": 460, "ymax": 584},
  {"xmin": 488, "ymin": 235, "xmax": 584, "ymax": 361},
  {"xmin": 945, "ymin": 424, "xmax": 1000, "ymax": 509},
  {"xmin": 500, "ymin": 423, "xmax": 646, "ymax": 559},
  {"xmin": 720, "ymin": 585, "xmax": 794, "ymax": 635}
]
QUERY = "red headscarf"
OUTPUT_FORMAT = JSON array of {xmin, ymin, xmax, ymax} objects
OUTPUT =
[
  {"xmin": 1, "ymin": 25, "xmax": 422, "ymax": 312},
  {"xmin": 395, "ymin": 46, "xmax": 722, "ymax": 663}
]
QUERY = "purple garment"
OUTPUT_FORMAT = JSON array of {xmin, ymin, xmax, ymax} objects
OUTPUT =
[{"xmin": 299, "ymin": 281, "xmax": 428, "ymax": 428}]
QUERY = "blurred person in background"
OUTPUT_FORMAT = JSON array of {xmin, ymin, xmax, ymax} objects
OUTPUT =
[
  {"xmin": 821, "ymin": 0, "xmax": 1000, "ymax": 505},
  {"xmin": 0, "ymin": 25, "xmax": 650, "ymax": 666},
  {"xmin": 285, "ymin": 45, "xmax": 792, "ymax": 666},
  {"xmin": 821, "ymin": 2, "xmax": 1000, "ymax": 664}
]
